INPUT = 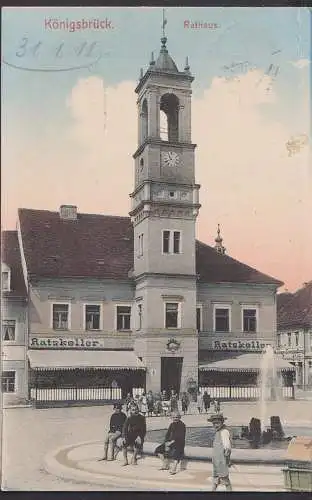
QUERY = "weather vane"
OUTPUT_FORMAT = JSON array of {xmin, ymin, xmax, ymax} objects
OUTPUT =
[{"xmin": 162, "ymin": 8, "xmax": 167, "ymax": 37}]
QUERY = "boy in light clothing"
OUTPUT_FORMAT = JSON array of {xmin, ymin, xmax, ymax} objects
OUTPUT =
[{"xmin": 207, "ymin": 412, "xmax": 232, "ymax": 491}]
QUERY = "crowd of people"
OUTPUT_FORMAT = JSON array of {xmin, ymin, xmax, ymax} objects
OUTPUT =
[
  {"xmin": 124, "ymin": 389, "xmax": 220, "ymax": 417},
  {"xmin": 99, "ymin": 390, "xmax": 232, "ymax": 490}
]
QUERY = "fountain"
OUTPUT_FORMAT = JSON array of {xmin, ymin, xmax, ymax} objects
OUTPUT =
[
  {"xmin": 259, "ymin": 344, "xmax": 283, "ymax": 432},
  {"xmin": 146, "ymin": 346, "xmax": 307, "ymax": 454},
  {"xmin": 238, "ymin": 345, "xmax": 289, "ymax": 447}
]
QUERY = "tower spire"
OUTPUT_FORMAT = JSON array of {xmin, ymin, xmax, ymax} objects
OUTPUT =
[
  {"xmin": 160, "ymin": 8, "xmax": 168, "ymax": 53},
  {"xmin": 162, "ymin": 8, "xmax": 167, "ymax": 38},
  {"xmin": 214, "ymin": 224, "xmax": 226, "ymax": 255}
]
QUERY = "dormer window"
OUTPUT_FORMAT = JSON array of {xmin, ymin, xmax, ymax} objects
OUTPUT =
[{"xmin": 1, "ymin": 264, "xmax": 11, "ymax": 292}]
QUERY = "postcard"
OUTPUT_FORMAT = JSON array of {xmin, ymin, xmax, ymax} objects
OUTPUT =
[{"xmin": 1, "ymin": 6, "xmax": 311, "ymax": 492}]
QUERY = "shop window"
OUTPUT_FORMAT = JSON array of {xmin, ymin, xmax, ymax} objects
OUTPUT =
[
  {"xmin": 52, "ymin": 303, "xmax": 69, "ymax": 330},
  {"xmin": 116, "ymin": 305, "xmax": 131, "ymax": 330},
  {"xmin": 243, "ymin": 308, "xmax": 257, "ymax": 333},
  {"xmin": 2, "ymin": 371, "xmax": 15, "ymax": 393},
  {"xmin": 3, "ymin": 319, "xmax": 16, "ymax": 341},
  {"xmin": 85, "ymin": 305, "xmax": 101, "ymax": 330},
  {"xmin": 287, "ymin": 332, "xmax": 292, "ymax": 347}
]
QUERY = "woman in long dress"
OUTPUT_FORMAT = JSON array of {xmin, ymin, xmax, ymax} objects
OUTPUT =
[
  {"xmin": 139, "ymin": 392, "xmax": 148, "ymax": 416},
  {"xmin": 170, "ymin": 390, "xmax": 179, "ymax": 414}
]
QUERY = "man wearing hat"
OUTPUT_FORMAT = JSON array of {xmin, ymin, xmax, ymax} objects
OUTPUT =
[
  {"xmin": 207, "ymin": 412, "xmax": 232, "ymax": 491},
  {"xmin": 155, "ymin": 411, "xmax": 186, "ymax": 475},
  {"xmin": 121, "ymin": 403, "xmax": 146, "ymax": 466},
  {"xmin": 100, "ymin": 403, "xmax": 127, "ymax": 461}
]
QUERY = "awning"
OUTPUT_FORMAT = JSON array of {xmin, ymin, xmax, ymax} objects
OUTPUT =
[
  {"xmin": 27, "ymin": 350, "xmax": 146, "ymax": 371},
  {"xmin": 199, "ymin": 353, "xmax": 295, "ymax": 373}
]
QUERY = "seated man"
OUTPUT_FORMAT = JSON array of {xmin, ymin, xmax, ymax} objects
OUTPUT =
[
  {"xmin": 121, "ymin": 403, "xmax": 146, "ymax": 466},
  {"xmin": 100, "ymin": 403, "xmax": 127, "ymax": 461},
  {"xmin": 155, "ymin": 411, "xmax": 186, "ymax": 475}
]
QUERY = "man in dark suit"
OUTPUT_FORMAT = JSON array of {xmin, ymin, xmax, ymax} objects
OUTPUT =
[
  {"xmin": 121, "ymin": 403, "xmax": 146, "ymax": 466},
  {"xmin": 101, "ymin": 403, "xmax": 127, "ymax": 461},
  {"xmin": 155, "ymin": 411, "xmax": 186, "ymax": 475}
]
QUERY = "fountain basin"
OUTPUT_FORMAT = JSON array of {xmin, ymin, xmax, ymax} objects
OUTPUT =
[
  {"xmin": 143, "ymin": 440, "xmax": 286, "ymax": 465},
  {"xmin": 145, "ymin": 426, "xmax": 312, "ymax": 465}
]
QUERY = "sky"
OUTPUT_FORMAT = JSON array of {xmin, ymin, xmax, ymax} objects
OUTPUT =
[{"xmin": 1, "ymin": 6, "xmax": 311, "ymax": 292}]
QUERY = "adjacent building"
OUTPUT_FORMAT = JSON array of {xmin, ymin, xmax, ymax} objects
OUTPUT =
[
  {"xmin": 277, "ymin": 282, "xmax": 312, "ymax": 388},
  {"xmin": 1, "ymin": 32, "xmax": 295, "ymax": 406},
  {"xmin": 1, "ymin": 231, "xmax": 28, "ymax": 406}
]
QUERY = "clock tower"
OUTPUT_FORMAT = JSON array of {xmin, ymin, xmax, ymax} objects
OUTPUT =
[{"xmin": 129, "ymin": 28, "xmax": 200, "ymax": 395}]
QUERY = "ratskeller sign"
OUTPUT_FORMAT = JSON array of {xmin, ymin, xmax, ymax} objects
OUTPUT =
[
  {"xmin": 212, "ymin": 339, "xmax": 270, "ymax": 351},
  {"xmin": 29, "ymin": 336, "xmax": 105, "ymax": 349}
]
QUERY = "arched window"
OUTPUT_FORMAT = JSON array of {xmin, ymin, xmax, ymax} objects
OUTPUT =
[
  {"xmin": 160, "ymin": 110, "xmax": 168, "ymax": 141},
  {"xmin": 160, "ymin": 93, "xmax": 179, "ymax": 142},
  {"xmin": 141, "ymin": 99, "xmax": 148, "ymax": 142}
]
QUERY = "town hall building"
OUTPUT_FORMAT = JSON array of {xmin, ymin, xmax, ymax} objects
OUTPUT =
[{"xmin": 1, "ymin": 32, "xmax": 295, "ymax": 406}]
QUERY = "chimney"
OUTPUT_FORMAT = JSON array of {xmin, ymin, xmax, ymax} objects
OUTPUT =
[{"xmin": 59, "ymin": 205, "xmax": 77, "ymax": 220}]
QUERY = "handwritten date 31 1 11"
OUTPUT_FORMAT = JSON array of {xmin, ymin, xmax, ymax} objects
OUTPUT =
[
  {"xmin": 15, "ymin": 38, "xmax": 101, "ymax": 59},
  {"xmin": 2, "ymin": 37, "xmax": 106, "ymax": 72}
]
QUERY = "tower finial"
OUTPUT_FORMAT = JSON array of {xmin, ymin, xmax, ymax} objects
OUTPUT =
[
  {"xmin": 184, "ymin": 56, "xmax": 190, "ymax": 73},
  {"xmin": 214, "ymin": 224, "xmax": 226, "ymax": 255}
]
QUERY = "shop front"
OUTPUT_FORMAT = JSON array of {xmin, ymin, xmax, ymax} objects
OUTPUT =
[
  {"xmin": 27, "ymin": 335, "xmax": 146, "ymax": 406},
  {"xmin": 198, "ymin": 337, "xmax": 295, "ymax": 400}
]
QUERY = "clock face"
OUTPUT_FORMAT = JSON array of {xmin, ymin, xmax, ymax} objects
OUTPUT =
[{"xmin": 162, "ymin": 151, "xmax": 180, "ymax": 168}]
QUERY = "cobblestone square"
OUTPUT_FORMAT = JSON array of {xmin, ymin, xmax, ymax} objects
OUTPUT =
[{"xmin": 2, "ymin": 400, "xmax": 312, "ymax": 491}]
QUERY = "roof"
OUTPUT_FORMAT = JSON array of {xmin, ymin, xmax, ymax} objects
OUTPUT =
[
  {"xmin": 18, "ymin": 209, "xmax": 134, "ymax": 280},
  {"xmin": 1, "ymin": 230, "xmax": 27, "ymax": 298},
  {"xmin": 277, "ymin": 292, "xmax": 294, "ymax": 309},
  {"xmin": 277, "ymin": 281, "xmax": 312, "ymax": 330},
  {"xmin": 27, "ymin": 350, "xmax": 146, "ymax": 370},
  {"xmin": 154, "ymin": 36, "xmax": 179, "ymax": 72},
  {"xmin": 196, "ymin": 240, "xmax": 282, "ymax": 286},
  {"xmin": 199, "ymin": 353, "xmax": 295, "ymax": 372},
  {"xmin": 17, "ymin": 208, "xmax": 282, "ymax": 286}
]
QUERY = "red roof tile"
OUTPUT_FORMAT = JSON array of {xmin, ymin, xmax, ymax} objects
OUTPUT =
[
  {"xmin": 17, "ymin": 208, "xmax": 283, "ymax": 286},
  {"xmin": 1, "ymin": 231, "xmax": 27, "ymax": 298},
  {"xmin": 277, "ymin": 282, "xmax": 312, "ymax": 330}
]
